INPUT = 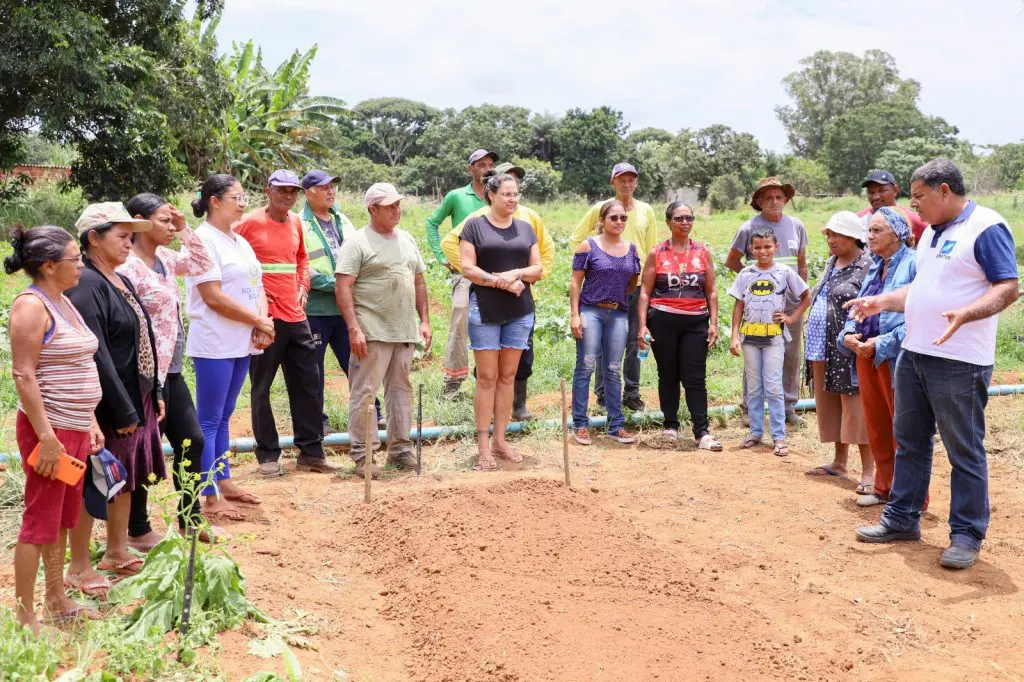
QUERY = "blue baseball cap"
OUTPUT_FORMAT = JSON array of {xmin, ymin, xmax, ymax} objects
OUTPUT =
[
  {"xmin": 610, "ymin": 162, "xmax": 639, "ymax": 180},
  {"xmin": 467, "ymin": 149, "xmax": 499, "ymax": 165},
  {"xmin": 861, "ymin": 170, "xmax": 897, "ymax": 188},
  {"xmin": 267, "ymin": 169, "xmax": 302, "ymax": 188},
  {"xmin": 84, "ymin": 449, "xmax": 127, "ymax": 521},
  {"xmin": 301, "ymin": 169, "xmax": 340, "ymax": 190}
]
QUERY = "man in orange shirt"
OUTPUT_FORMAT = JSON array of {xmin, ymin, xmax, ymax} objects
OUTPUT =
[{"xmin": 235, "ymin": 169, "xmax": 341, "ymax": 476}]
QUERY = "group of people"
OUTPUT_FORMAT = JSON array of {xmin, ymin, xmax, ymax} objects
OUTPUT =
[{"xmin": 6, "ymin": 150, "xmax": 1017, "ymax": 632}]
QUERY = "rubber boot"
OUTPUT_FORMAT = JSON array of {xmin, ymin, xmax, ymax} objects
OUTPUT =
[{"xmin": 511, "ymin": 379, "xmax": 533, "ymax": 421}]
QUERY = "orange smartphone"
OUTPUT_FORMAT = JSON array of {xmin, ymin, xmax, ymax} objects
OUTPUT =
[{"xmin": 27, "ymin": 443, "xmax": 87, "ymax": 486}]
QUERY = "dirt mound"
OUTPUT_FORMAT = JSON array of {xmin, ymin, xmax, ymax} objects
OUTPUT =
[{"xmin": 350, "ymin": 478, "xmax": 813, "ymax": 681}]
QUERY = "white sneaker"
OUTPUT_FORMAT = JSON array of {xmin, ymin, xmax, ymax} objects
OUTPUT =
[
  {"xmin": 856, "ymin": 493, "xmax": 886, "ymax": 507},
  {"xmin": 697, "ymin": 434, "xmax": 723, "ymax": 451}
]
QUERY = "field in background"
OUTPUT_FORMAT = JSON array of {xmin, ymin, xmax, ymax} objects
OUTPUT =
[{"xmin": 2, "ymin": 191, "xmax": 1024, "ymax": 451}]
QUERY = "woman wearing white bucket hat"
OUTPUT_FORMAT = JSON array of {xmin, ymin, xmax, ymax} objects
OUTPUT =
[{"xmin": 804, "ymin": 211, "xmax": 874, "ymax": 492}]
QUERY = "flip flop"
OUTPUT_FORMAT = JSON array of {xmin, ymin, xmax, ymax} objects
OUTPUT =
[
  {"xmin": 740, "ymin": 436, "xmax": 762, "ymax": 449},
  {"xmin": 492, "ymin": 446, "xmax": 523, "ymax": 463},
  {"xmin": 205, "ymin": 505, "xmax": 246, "ymax": 522},
  {"xmin": 126, "ymin": 534, "xmax": 163, "ymax": 553},
  {"xmin": 773, "ymin": 443, "xmax": 789, "ymax": 457},
  {"xmin": 855, "ymin": 482, "xmax": 873, "ymax": 495},
  {"xmin": 224, "ymin": 491, "xmax": 262, "ymax": 505},
  {"xmin": 96, "ymin": 557, "xmax": 145, "ymax": 576},
  {"xmin": 64, "ymin": 574, "xmax": 112, "ymax": 599},
  {"xmin": 473, "ymin": 457, "xmax": 498, "ymax": 472},
  {"xmin": 45, "ymin": 605, "xmax": 102, "ymax": 624},
  {"xmin": 805, "ymin": 465, "xmax": 852, "ymax": 480}
]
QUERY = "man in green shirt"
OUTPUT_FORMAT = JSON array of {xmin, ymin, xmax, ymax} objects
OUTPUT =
[{"xmin": 424, "ymin": 148, "xmax": 497, "ymax": 399}]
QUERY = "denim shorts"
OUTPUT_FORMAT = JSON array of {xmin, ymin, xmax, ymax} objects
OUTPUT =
[{"xmin": 468, "ymin": 292, "xmax": 534, "ymax": 351}]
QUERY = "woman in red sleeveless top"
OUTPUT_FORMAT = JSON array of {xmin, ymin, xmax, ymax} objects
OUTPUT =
[
  {"xmin": 6, "ymin": 226, "xmax": 104, "ymax": 632},
  {"xmin": 638, "ymin": 202, "xmax": 723, "ymax": 451}
]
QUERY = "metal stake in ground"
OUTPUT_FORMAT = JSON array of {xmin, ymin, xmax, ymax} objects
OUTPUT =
[
  {"xmin": 364, "ymin": 403, "xmax": 374, "ymax": 503},
  {"xmin": 560, "ymin": 378, "xmax": 571, "ymax": 487},
  {"xmin": 416, "ymin": 383, "xmax": 423, "ymax": 476},
  {"xmin": 178, "ymin": 525, "xmax": 200, "ymax": 660}
]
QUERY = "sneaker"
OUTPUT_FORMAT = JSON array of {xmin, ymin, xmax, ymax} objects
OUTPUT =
[
  {"xmin": 386, "ymin": 452, "xmax": 417, "ymax": 470},
  {"xmin": 573, "ymin": 428, "xmax": 592, "ymax": 446},
  {"xmin": 856, "ymin": 493, "xmax": 886, "ymax": 507},
  {"xmin": 259, "ymin": 461, "xmax": 286, "ymax": 477},
  {"xmin": 296, "ymin": 455, "xmax": 343, "ymax": 473},
  {"xmin": 351, "ymin": 459, "xmax": 381, "ymax": 479},
  {"xmin": 622, "ymin": 396, "xmax": 645, "ymax": 412},
  {"xmin": 697, "ymin": 434, "xmax": 723, "ymax": 451},
  {"xmin": 606, "ymin": 428, "xmax": 636, "ymax": 444}
]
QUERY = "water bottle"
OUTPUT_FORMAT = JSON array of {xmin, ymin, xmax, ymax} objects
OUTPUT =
[{"xmin": 638, "ymin": 333, "xmax": 652, "ymax": 360}]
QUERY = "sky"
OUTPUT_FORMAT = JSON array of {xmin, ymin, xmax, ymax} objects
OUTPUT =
[{"xmin": 212, "ymin": 0, "xmax": 1024, "ymax": 152}]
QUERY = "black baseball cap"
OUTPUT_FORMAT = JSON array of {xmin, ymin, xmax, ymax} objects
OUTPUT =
[{"xmin": 861, "ymin": 170, "xmax": 897, "ymax": 188}]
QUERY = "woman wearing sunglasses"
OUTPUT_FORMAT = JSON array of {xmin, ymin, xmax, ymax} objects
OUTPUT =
[
  {"xmin": 638, "ymin": 202, "xmax": 722, "ymax": 450},
  {"xmin": 569, "ymin": 200, "xmax": 641, "ymax": 445}
]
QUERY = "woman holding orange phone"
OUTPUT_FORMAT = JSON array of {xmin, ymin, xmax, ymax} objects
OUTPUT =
[{"xmin": 6, "ymin": 225, "xmax": 105, "ymax": 633}]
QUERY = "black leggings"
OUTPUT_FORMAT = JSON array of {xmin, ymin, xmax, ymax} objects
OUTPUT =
[
  {"xmin": 647, "ymin": 309, "xmax": 710, "ymax": 438},
  {"xmin": 129, "ymin": 372, "xmax": 205, "ymax": 536}
]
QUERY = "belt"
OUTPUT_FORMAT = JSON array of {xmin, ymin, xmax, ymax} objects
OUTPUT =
[
  {"xmin": 740, "ymin": 322, "xmax": 783, "ymax": 337},
  {"xmin": 595, "ymin": 302, "xmax": 623, "ymax": 311}
]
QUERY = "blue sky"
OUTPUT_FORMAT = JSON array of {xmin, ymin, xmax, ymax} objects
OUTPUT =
[{"xmin": 213, "ymin": 0, "xmax": 1024, "ymax": 152}]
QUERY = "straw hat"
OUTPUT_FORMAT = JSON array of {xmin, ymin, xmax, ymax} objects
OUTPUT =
[{"xmin": 750, "ymin": 176, "xmax": 796, "ymax": 211}]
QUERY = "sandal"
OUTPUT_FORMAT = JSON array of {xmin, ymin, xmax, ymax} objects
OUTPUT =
[
  {"xmin": 97, "ymin": 557, "xmax": 145, "ymax": 576},
  {"xmin": 473, "ymin": 456, "xmax": 498, "ymax": 471},
  {"xmin": 741, "ymin": 436, "xmax": 762, "ymax": 449},
  {"xmin": 223, "ymin": 491, "xmax": 261, "ymax": 505},
  {"xmin": 492, "ymin": 445, "xmax": 523, "ymax": 463},
  {"xmin": 855, "ymin": 482, "xmax": 873, "ymax": 495},
  {"xmin": 45, "ymin": 605, "xmax": 102, "ymax": 624},
  {"xmin": 64, "ymin": 573, "xmax": 112, "ymax": 599},
  {"xmin": 773, "ymin": 442, "xmax": 789, "ymax": 457},
  {"xmin": 697, "ymin": 434, "xmax": 723, "ymax": 452}
]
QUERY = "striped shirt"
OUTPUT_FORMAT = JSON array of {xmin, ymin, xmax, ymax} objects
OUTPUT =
[{"xmin": 16, "ymin": 288, "xmax": 102, "ymax": 432}]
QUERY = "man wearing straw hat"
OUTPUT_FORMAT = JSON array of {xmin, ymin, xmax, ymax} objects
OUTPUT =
[
  {"xmin": 336, "ymin": 182, "xmax": 432, "ymax": 479},
  {"xmin": 726, "ymin": 176, "xmax": 809, "ymax": 426}
]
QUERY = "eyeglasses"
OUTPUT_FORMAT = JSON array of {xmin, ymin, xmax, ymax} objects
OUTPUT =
[
  {"xmin": 670, "ymin": 215, "xmax": 695, "ymax": 224},
  {"xmin": 498, "ymin": 192, "xmax": 520, "ymax": 199},
  {"xmin": 222, "ymin": 194, "xmax": 248, "ymax": 206},
  {"xmin": 58, "ymin": 255, "xmax": 84, "ymax": 263},
  {"xmin": 606, "ymin": 215, "xmax": 628, "ymax": 223}
]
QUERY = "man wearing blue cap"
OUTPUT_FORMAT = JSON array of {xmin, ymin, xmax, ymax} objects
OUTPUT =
[
  {"xmin": 299, "ymin": 170, "xmax": 382, "ymax": 433},
  {"xmin": 570, "ymin": 162, "xmax": 667, "ymax": 410},
  {"xmin": 235, "ymin": 170, "xmax": 340, "ymax": 475},
  {"xmin": 856, "ymin": 170, "xmax": 927, "ymax": 244},
  {"xmin": 425, "ymin": 148, "xmax": 497, "ymax": 399}
]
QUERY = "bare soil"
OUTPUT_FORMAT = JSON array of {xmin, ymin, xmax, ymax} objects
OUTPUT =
[{"xmin": 5, "ymin": 397, "xmax": 1024, "ymax": 681}]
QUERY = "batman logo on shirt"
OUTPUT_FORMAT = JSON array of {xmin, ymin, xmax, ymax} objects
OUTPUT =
[{"xmin": 750, "ymin": 279, "xmax": 776, "ymax": 296}]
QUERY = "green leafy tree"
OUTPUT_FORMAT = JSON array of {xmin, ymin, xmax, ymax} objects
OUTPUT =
[
  {"xmin": 782, "ymin": 157, "xmax": 832, "ymax": 197},
  {"xmin": 665, "ymin": 124, "xmax": 763, "ymax": 200},
  {"xmin": 707, "ymin": 173, "xmax": 744, "ymax": 212},
  {"xmin": 873, "ymin": 137, "xmax": 959, "ymax": 192},
  {"xmin": 530, "ymin": 112, "xmax": 561, "ymax": 163},
  {"xmin": 987, "ymin": 142, "xmax": 1024, "ymax": 190},
  {"xmin": 624, "ymin": 140, "xmax": 671, "ymax": 201},
  {"xmin": 420, "ymin": 104, "xmax": 534, "ymax": 161},
  {"xmin": 555, "ymin": 106, "xmax": 628, "ymax": 200},
  {"xmin": 628, "ymin": 127, "xmax": 673, "ymax": 146},
  {"xmin": 515, "ymin": 158, "xmax": 561, "ymax": 202},
  {"xmin": 776, "ymin": 50, "xmax": 921, "ymax": 158},
  {"xmin": 819, "ymin": 102, "xmax": 958, "ymax": 192},
  {"xmin": 352, "ymin": 97, "xmax": 437, "ymax": 168}
]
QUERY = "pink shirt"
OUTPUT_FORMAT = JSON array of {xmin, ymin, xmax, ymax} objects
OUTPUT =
[{"xmin": 117, "ymin": 227, "xmax": 213, "ymax": 382}]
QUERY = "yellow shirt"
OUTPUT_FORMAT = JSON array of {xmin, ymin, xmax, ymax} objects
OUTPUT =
[
  {"xmin": 441, "ymin": 205, "xmax": 555, "ymax": 278},
  {"xmin": 568, "ymin": 199, "xmax": 668, "ymax": 257}
]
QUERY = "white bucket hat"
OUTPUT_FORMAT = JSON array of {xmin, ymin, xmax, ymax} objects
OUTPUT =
[{"xmin": 822, "ymin": 211, "xmax": 866, "ymax": 242}]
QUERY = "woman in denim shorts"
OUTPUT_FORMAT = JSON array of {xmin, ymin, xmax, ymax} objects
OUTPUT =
[
  {"xmin": 569, "ymin": 200, "xmax": 641, "ymax": 445},
  {"xmin": 458, "ymin": 173, "xmax": 543, "ymax": 470}
]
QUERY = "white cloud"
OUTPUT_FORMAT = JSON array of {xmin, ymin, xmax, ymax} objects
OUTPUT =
[{"xmin": 215, "ymin": 0, "xmax": 1024, "ymax": 150}]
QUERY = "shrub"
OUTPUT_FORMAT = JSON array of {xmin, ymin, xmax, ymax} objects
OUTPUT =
[
  {"xmin": 331, "ymin": 156, "xmax": 395, "ymax": 194},
  {"xmin": 516, "ymin": 158, "xmax": 561, "ymax": 203},
  {"xmin": 0, "ymin": 183, "xmax": 86, "ymax": 238},
  {"xmin": 707, "ymin": 173, "xmax": 744, "ymax": 212}
]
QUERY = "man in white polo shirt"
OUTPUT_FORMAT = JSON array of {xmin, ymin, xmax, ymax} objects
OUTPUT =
[{"xmin": 848, "ymin": 159, "xmax": 1019, "ymax": 569}]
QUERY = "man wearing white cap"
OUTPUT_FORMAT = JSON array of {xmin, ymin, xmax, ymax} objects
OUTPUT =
[
  {"xmin": 336, "ymin": 183, "xmax": 432, "ymax": 478},
  {"xmin": 426, "ymin": 149, "xmax": 497, "ymax": 399},
  {"xmin": 570, "ymin": 162, "xmax": 667, "ymax": 411}
]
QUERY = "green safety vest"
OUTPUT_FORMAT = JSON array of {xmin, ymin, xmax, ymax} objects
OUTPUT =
[{"xmin": 300, "ymin": 203, "xmax": 356, "ymax": 317}]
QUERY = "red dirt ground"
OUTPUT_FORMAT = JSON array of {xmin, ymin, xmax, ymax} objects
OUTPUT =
[{"xmin": 4, "ymin": 398, "xmax": 1024, "ymax": 681}]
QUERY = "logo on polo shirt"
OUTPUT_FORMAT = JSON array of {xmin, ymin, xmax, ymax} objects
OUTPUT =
[{"xmin": 938, "ymin": 240, "xmax": 956, "ymax": 260}]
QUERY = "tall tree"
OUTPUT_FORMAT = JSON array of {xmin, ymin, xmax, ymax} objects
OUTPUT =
[
  {"xmin": 419, "ymin": 104, "xmax": 533, "ymax": 161},
  {"xmin": 554, "ymin": 106, "xmax": 628, "ymax": 200},
  {"xmin": 352, "ymin": 97, "xmax": 437, "ymax": 168},
  {"xmin": 818, "ymin": 102, "xmax": 958, "ymax": 192},
  {"xmin": 665, "ymin": 124, "xmax": 763, "ymax": 199},
  {"xmin": 530, "ymin": 112, "xmax": 561, "ymax": 163},
  {"xmin": 776, "ymin": 50, "xmax": 920, "ymax": 158}
]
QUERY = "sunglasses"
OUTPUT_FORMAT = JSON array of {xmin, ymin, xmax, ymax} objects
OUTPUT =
[
  {"xmin": 606, "ymin": 215, "xmax": 628, "ymax": 223},
  {"xmin": 670, "ymin": 215, "xmax": 695, "ymax": 224}
]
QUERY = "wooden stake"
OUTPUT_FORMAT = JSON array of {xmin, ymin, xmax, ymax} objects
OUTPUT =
[
  {"xmin": 560, "ymin": 378, "xmax": 571, "ymax": 487},
  {"xmin": 416, "ymin": 384, "xmax": 423, "ymax": 476},
  {"xmin": 364, "ymin": 403, "xmax": 374, "ymax": 503}
]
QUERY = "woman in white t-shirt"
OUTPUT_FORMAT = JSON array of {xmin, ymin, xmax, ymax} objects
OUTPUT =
[{"xmin": 185, "ymin": 175, "xmax": 274, "ymax": 522}]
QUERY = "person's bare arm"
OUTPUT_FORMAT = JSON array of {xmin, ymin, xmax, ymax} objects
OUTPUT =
[
  {"xmin": 724, "ymin": 248, "xmax": 744, "ymax": 274},
  {"xmin": 844, "ymin": 285, "xmax": 912, "ymax": 321},
  {"xmin": 459, "ymin": 240, "xmax": 507, "ymax": 290},
  {"xmin": 197, "ymin": 281, "xmax": 274, "ymax": 334},
  {"xmin": 797, "ymin": 248, "xmax": 809, "ymax": 283},
  {"xmin": 569, "ymin": 270, "xmax": 586, "ymax": 340},
  {"xmin": 637, "ymin": 248, "xmax": 657, "ymax": 348},
  {"xmin": 934, "ymin": 279, "xmax": 1020, "ymax": 345},
  {"xmin": 777, "ymin": 289, "xmax": 811, "ymax": 326},
  {"xmin": 334, "ymin": 273, "xmax": 367, "ymax": 359},
  {"xmin": 729, "ymin": 300, "xmax": 745, "ymax": 356},
  {"xmin": 414, "ymin": 271, "xmax": 432, "ymax": 352},
  {"xmin": 9, "ymin": 296, "xmax": 61, "ymax": 479}
]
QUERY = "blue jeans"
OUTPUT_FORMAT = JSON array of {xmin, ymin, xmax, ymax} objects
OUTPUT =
[
  {"xmin": 594, "ymin": 288, "xmax": 641, "ymax": 402},
  {"xmin": 572, "ymin": 306, "xmax": 629, "ymax": 432},
  {"xmin": 193, "ymin": 356, "xmax": 250, "ymax": 496},
  {"xmin": 743, "ymin": 341, "xmax": 785, "ymax": 441},
  {"xmin": 881, "ymin": 351, "xmax": 992, "ymax": 551},
  {"xmin": 467, "ymin": 292, "xmax": 534, "ymax": 351}
]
